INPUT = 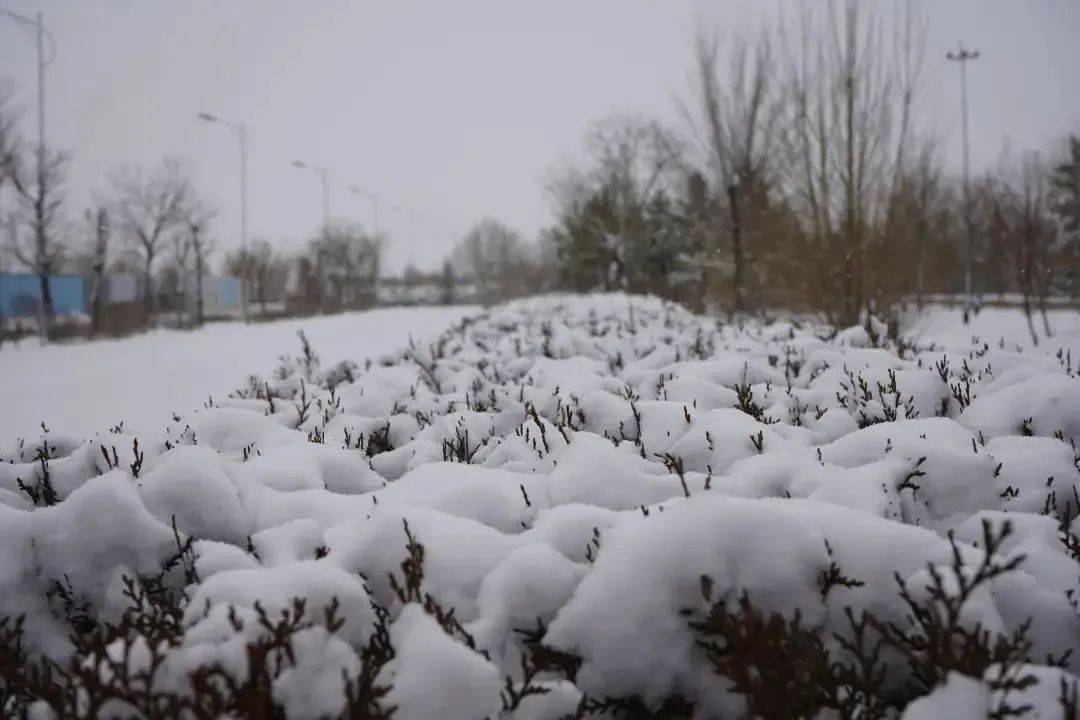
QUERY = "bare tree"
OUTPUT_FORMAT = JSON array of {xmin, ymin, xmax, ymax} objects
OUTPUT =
[
  {"xmin": 226, "ymin": 239, "xmax": 290, "ymax": 316},
  {"xmin": 683, "ymin": 26, "xmax": 779, "ymax": 312},
  {"xmin": 110, "ymin": 158, "xmax": 191, "ymax": 322},
  {"xmin": 8, "ymin": 146, "xmax": 68, "ymax": 342},
  {"xmin": 3, "ymin": 84, "xmax": 69, "ymax": 341},
  {"xmin": 0, "ymin": 86, "xmax": 17, "ymax": 189},
  {"xmin": 450, "ymin": 218, "xmax": 534, "ymax": 304},
  {"xmin": 985, "ymin": 152, "xmax": 1058, "ymax": 344},
  {"xmin": 775, "ymin": 0, "xmax": 928, "ymax": 323},
  {"xmin": 898, "ymin": 141, "xmax": 951, "ymax": 309}
]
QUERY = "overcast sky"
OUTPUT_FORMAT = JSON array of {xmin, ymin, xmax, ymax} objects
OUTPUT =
[{"xmin": 1, "ymin": 0, "xmax": 1078, "ymax": 271}]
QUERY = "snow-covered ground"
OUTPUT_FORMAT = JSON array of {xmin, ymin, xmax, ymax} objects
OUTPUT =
[
  {"xmin": 1, "ymin": 295, "xmax": 1079, "ymax": 718},
  {"xmin": 0, "ymin": 306, "xmax": 477, "ymax": 441},
  {"xmin": 903, "ymin": 304, "xmax": 1080, "ymax": 357}
]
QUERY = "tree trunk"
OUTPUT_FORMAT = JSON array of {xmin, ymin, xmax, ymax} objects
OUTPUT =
[
  {"xmin": 195, "ymin": 252, "xmax": 205, "ymax": 327},
  {"xmin": 36, "ymin": 270, "xmax": 54, "ymax": 342},
  {"xmin": 843, "ymin": 3, "xmax": 858, "ymax": 327},
  {"xmin": 1022, "ymin": 292, "xmax": 1038, "ymax": 346},
  {"xmin": 728, "ymin": 184, "xmax": 746, "ymax": 314},
  {"xmin": 175, "ymin": 267, "xmax": 186, "ymax": 329},
  {"xmin": 143, "ymin": 254, "xmax": 155, "ymax": 326},
  {"xmin": 88, "ymin": 209, "xmax": 109, "ymax": 338}
]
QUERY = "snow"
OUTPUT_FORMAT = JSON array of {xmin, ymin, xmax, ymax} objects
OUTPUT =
[
  {"xmin": 904, "ymin": 304, "xmax": 1080, "ymax": 357},
  {"xmin": 383, "ymin": 604, "xmax": 502, "ymax": 720},
  {"xmin": 0, "ymin": 306, "xmax": 477, "ymax": 441},
  {"xmin": 2, "ymin": 295, "xmax": 1079, "ymax": 717}
]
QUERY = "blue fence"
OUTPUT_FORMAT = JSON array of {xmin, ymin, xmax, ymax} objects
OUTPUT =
[
  {"xmin": 214, "ymin": 276, "xmax": 241, "ymax": 311},
  {"xmin": 0, "ymin": 274, "xmax": 86, "ymax": 318}
]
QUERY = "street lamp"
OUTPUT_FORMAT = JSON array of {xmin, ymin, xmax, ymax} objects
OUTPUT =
[
  {"xmin": 293, "ymin": 160, "xmax": 330, "ymax": 229},
  {"xmin": 197, "ymin": 112, "xmax": 250, "ymax": 322},
  {"xmin": 347, "ymin": 185, "xmax": 380, "ymax": 238},
  {"xmin": 946, "ymin": 44, "xmax": 980, "ymax": 324}
]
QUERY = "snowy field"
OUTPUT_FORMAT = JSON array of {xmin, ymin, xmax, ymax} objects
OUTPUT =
[
  {"xmin": 904, "ymin": 304, "xmax": 1080, "ymax": 358},
  {"xmin": 0, "ymin": 306, "xmax": 477, "ymax": 441},
  {"xmin": 1, "ymin": 294, "xmax": 1079, "ymax": 718}
]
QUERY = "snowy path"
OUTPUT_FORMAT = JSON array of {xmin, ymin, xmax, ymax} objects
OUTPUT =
[{"xmin": 0, "ymin": 306, "xmax": 477, "ymax": 441}]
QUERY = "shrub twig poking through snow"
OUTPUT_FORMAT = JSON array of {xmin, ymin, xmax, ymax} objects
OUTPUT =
[
  {"xmin": 817, "ymin": 539, "xmax": 866, "ymax": 601},
  {"xmin": 441, "ymin": 426, "xmax": 481, "ymax": 464},
  {"xmin": 294, "ymin": 378, "xmax": 311, "ymax": 427},
  {"xmin": 296, "ymin": 329, "xmax": 320, "ymax": 381},
  {"xmin": 689, "ymin": 590, "xmax": 837, "ymax": 720},
  {"xmin": 17, "ymin": 442, "xmax": 59, "ymax": 507},
  {"xmin": 129, "ymin": 437, "xmax": 144, "ymax": 478},
  {"xmin": 870, "ymin": 519, "xmax": 1031, "ymax": 696},
  {"xmin": 733, "ymin": 378, "xmax": 765, "ymax": 422},
  {"xmin": 388, "ymin": 519, "xmax": 425, "ymax": 605},
  {"xmin": 656, "ymin": 452, "xmax": 691, "ymax": 498}
]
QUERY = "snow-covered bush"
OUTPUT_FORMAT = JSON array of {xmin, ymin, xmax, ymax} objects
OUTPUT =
[{"xmin": 1, "ymin": 293, "xmax": 1079, "ymax": 718}]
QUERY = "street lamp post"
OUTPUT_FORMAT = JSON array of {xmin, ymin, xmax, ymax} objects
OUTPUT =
[
  {"xmin": 947, "ymin": 43, "xmax": 980, "ymax": 324},
  {"xmin": 0, "ymin": 10, "xmax": 49, "ymax": 181},
  {"xmin": 3, "ymin": 9, "xmax": 54, "ymax": 339},
  {"xmin": 197, "ymin": 112, "xmax": 250, "ymax": 322},
  {"xmin": 293, "ymin": 160, "xmax": 330, "ymax": 229}
]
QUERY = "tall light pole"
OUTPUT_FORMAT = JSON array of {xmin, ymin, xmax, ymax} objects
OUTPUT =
[
  {"xmin": 197, "ymin": 112, "xmax": 250, "ymax": 322},
  {"xmin": 947, "ymin": 43, "xmax": 980, "ymax": 324},
  {"xmin": 347, "ymin": 185, "xmax": 380, "ymax": 238},
  {"xmin": 293, "ymin": 160, "xmax": 330, "ymax": 229},
  {"xmin": 0, "ymin": 10, "xmax": 50, "ymax": 181},
  {"xmin": 2, "ymin": 10, "xmax": 54, "ymax": 339}
]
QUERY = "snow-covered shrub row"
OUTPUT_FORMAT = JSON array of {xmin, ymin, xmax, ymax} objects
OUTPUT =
[{"xmin": 1, "ymin": 293, "xmax": 1080, "ymax": 718}]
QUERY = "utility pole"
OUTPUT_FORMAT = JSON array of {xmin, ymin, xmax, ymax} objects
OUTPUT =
[
  {"xmin": 947, "ymin": 43, "xmax": 980, "ymax": 324},
  {"xmin": 197, "ymin": 112, "xmax": 251, "ymax": 322}
]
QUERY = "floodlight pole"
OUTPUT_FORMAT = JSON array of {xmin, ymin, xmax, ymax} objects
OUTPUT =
[{"xmin": 947, "ymin": 43, "xmax": 980, "ymax": 323}]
